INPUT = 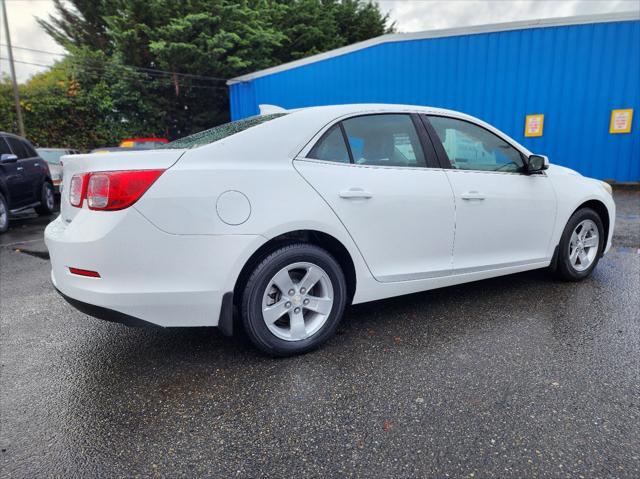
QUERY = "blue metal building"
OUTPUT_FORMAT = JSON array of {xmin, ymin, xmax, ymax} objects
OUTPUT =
[{"xmin": 228, "ymin": 12, "xmax": 640, "ymax": 182}]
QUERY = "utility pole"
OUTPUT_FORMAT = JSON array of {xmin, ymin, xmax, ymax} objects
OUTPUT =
[{"xmin": 1, "ymin": 0, "xmax": 25, "ymax": 137}]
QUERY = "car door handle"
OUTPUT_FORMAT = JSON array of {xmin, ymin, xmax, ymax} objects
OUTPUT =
[
  {"xmin": 460, "ymin": 191, "xmax": 486, "ymax": 200},
  {"xmin": 16, "ymin": 166, "xmax": 24, "ymax": 171},
  {"xmin": 339, "ymin": 188, "xmax": 373, "ymax": 199}
]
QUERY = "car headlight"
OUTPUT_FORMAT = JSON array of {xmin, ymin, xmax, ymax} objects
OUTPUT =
[{"xmin": 600, "ymin": 181, "xmax": 613, "ymax": 195}]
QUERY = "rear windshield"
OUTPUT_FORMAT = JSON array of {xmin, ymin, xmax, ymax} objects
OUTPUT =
[{"xmin": 162, "ymin": 114, "xmax": 288, "ymax": 149}]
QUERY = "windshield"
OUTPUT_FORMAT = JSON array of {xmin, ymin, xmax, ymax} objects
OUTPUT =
[
  {"xmin": 162, "ymin": 114, "xmax": 288, "ymax": 149},
  {"xmin": 37, "ymin": 149, "xmax": 65, "ymax": 164}
]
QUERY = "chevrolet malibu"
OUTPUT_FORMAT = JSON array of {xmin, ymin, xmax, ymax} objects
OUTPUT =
[{"xmin": 45, "ymin": 104, "xmax": 615, "ymax": 356}]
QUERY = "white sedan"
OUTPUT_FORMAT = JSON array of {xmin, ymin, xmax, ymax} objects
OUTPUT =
[{"xmin": 45, "ymin": 104, "xmax": 615, "ymax": 356}]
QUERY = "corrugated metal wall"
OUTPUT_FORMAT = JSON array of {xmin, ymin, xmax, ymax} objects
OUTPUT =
[{"xmin": 229, "ymin": 19, "xmax": 640, "ymax": 181}]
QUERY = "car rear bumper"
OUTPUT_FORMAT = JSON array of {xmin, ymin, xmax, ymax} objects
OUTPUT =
[
  {"xmin": 44, "ymin": 209, "xmax": 262, "ymax": 327},
  {"xmin": 54, "ymin": 286, "xmax": 159, "ymax": 327}
]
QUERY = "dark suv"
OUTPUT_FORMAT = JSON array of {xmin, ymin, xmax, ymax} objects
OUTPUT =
[{"xmin": 0, "ymin": 132, "xmax": 55, "ymax": 233}]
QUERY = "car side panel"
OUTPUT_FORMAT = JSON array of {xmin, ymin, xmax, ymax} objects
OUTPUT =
[{"xmin": 134, "ymin": 146, "xmax": 376, "ymax": 298}]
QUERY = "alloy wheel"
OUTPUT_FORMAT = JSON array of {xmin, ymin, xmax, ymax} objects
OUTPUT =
[
  {"xmin": 568, "ymin": 219, "xmax": 599, "ymax": 272},
  {"xmin": 261, "ymin": 261, "xmax": 334, "ymax": 341}
]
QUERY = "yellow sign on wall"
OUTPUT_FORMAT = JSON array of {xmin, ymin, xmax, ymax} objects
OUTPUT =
[
  {"xmin": 610, "ymin": 109, "xmax": 633, "ymax": 134},
  {"xmin": 525, "ymin": 114, "xmax": 544, "ymax": 137}
]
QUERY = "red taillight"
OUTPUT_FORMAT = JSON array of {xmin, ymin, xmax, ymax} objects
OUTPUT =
[
  {"xmin": 69, "ymin": 267, "xmax": 101, "ymax": 278},
  {"xmin": 69, "ymin": 169, "xmax": 164, "ymax": 211}
]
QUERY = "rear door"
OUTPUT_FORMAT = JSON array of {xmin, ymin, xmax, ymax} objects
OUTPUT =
[
  {"xmin": 294, "ymin": 113, "xmax": 455, "ymax": 282},
  {"xmin": 19, "ymin": 140, "xmax": 46, "ymax": 198},
  {"xmin": 424, "ymin": 115, "xmax": 557, "ymax": 272}
]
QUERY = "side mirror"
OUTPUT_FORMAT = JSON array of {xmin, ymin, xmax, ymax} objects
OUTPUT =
[
  {"xmin": 0, "ymin": 153, "xmax": 18, "ymax": 163},
  {"xmin": 527, "ymin": 154, "xmax": 549, "ymax": 173}
]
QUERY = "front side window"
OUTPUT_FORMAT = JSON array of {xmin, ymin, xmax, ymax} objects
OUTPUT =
[
  {"xmin": 342, "ymin": 114, "xmax": 426, "ymax": 167},
  {"xmin": 428, "ymin": 116, "xmax": 524, "ymax": 173},
  {"xmin": 0, "ymin": 137, "xmax": 11, "ymax": 156},
  {"xmin": 5, "ymin": 137, "xmax": 28, "ymax": 159}
]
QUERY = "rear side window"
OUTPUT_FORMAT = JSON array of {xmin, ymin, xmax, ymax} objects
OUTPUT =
[
  {"xmin": 5, "ymin": 137, "xmax": 28, "ymax": 159},
  {"xmin": 342, "ymin": 114, "xmax": 426, "ymax": 167},
  {"xmin": 22, "ymin": 141, "xmax": 38, "ymax": 158},
  {"xmin": 162, "ymin": 113, "xmax": 288, "ymax": 149},
  {"xmin": 308, "ymin": 125, "xmax": 350, "ymax": 163}
]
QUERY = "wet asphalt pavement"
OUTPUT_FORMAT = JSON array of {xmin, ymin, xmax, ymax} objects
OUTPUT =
[{"xmin": 1, "ymin": 191, "xmax": 639, "ymax": 478}]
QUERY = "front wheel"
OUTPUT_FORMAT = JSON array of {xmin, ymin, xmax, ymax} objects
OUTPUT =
[
  {"xmin": 241, "ymin": 243, "xmax": 347, "ymax": 356},
  {"xmin": 35, "ymin": 182, "xmax": 55, "ymax": 215},
  {"xmin": 554, "ymin": 207, "xmax": 604, "ymax": 281}
]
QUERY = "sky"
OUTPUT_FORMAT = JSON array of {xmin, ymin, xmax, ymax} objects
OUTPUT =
[{"xmin": 0, "ymin": 0, "xmax": 638, "ymax": 82}]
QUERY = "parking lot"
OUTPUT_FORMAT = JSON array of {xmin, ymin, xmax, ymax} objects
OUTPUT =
[{"xmin": 1, "ymin": 190, "xmax": 638, "ymax": 478}]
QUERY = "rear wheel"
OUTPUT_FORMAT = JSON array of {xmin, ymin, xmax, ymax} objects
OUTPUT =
[
  {"xmin": 35, "ymin": 182, "xmax": 55, "ymax": 215},
  {"xmin": 0, "ymin": 193, "xmax": 8, "ymax": 234},
  {"xmin": 241, "ymin": 243, "xmax": 347, "ymax": 356},
  {"xmin": 555, "ymin": 208, "xmax": 604, "ymax": 281}
]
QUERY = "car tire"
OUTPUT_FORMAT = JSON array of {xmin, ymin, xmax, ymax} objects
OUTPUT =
[
  {"xmin": 554, "ymin": 207, "xmax": 604, "ymax": 281},
  {"xmin": 34, "ymin": 182, "xmax": 55, "ymax": 216},
  {"xmin": 0, "ymin": 192, "xmax": 8, "ymax": 234},
  {"xmin": 241, "ymin": 243, "xmax": 347, "ymax": 357}
]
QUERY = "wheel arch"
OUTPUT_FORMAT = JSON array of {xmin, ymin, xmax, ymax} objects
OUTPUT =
[
  {"xmin": 573, "ymin": 199, "xmax": 610, "ymax": 244},
  {"xmin": 232, "ymin": 229, "xmax": 357, "ymax": 308}
]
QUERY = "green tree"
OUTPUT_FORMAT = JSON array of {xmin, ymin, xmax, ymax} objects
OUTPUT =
[
  {"xmin": 0, "ymin": 58, "xmax": 152, "ymax": 149},
  {"xmin": 29, "ymin": 0, "xmax": 393, "ymax": 145}
]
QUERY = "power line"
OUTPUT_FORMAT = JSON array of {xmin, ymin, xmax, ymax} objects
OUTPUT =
[
  {"xmin": 0, "ymin": 43, "xmax": 229, "ymax": 82},
  {"xmin": 0, "ymin": 56, "xmax": 228, "ymax": 90},
  {"xmin": 0, "ymin": 43, "xmax": 65, "ymax": 56}
]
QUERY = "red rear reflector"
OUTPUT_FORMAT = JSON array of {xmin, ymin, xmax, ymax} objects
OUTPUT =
[{"xmin": 69, "ymin": 267, "xmax": 101, "ymax": 278}]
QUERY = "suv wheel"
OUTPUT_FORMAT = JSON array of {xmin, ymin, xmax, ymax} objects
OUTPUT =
[
  {"xmin": 555, "ymin": 207, "xmax": 604, "ymax": 281},
  {"xmin": 35, "ymin": 182, "xmax": 55, "ymax": 215},
  {"xmin": 241, "ymin": 243, "xmax": 347, "ymax": 356},
  {"xmin": 0, "ymin": 193, "xmax": 8, "ymax": 233}
]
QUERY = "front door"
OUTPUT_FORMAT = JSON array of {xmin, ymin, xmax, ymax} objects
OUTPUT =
[
  {"xmin": 425, "ymin": 115, "xmax": 557, "ymax": 273},
  {"xmin": 0, "ymin": 136, "xmax": 29, "ymax": 207},
  {"xmin": 295, "ymin": 113, "xmax": 455, "ymax": 282}
]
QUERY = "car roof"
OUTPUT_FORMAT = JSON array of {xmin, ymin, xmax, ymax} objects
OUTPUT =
[
  {"xmin": 282, "ymin": 103, "xmax": 491, "ymax": 125},
  {"xmin": 184, "ymin": 103, "xmax": 531, "ymax": 163}
]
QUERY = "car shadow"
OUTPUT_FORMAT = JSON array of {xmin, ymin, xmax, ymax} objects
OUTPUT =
[{"xmin": 67, "ymin": 263, "xmax": 605, "ymax": 377}]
